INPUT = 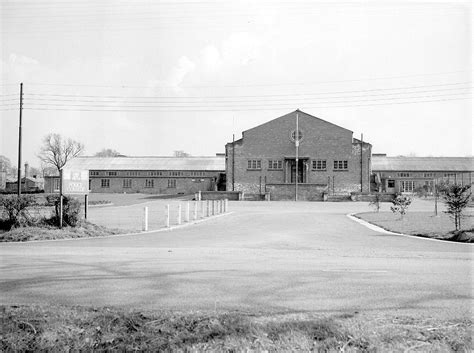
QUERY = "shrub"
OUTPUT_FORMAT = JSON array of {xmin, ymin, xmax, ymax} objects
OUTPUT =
[
  {"xmin": 46, "ymin": 195, "xmax": 81, "ymax": 227},
  {"xmin": 390, "ymin": 194, "xmax": 412, "ymax": 219},
  {"xmin": 442, "ymin": 184, "xmax": 471, "ymax": 231},
  {"xmin": 0, "ymin": 195, "xmax": 38, "ymax": 230}
]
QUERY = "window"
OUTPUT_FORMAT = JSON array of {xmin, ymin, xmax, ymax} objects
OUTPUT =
[
  {"xmin": 423, "ymin": 173, "xmax": 434, "ymax": 178},
  {"xmin": 333, "ymin": 160, "xmax": 348, "ymax": 170},
  {"xmin": 191, "ymin": 171, "xmax": 205, "ymax": 176},
  {"xmin": 247, "ymin": 159, "xmax": 261, "ymax": 170},
  {"xmin": 90, "ymin": 171, "xmax": 99, "ymax": 176},
  {"xmin": 398, "ymin": 172, "xmax": 410, "ymax": 177},
  {"xmin": 127, "ymin": 171, "xmax": 139, "ymax": 176},
  {"xmin": 170, "ymin": 171, "xmax": 182, "ymax": 176},
  {"xmin": 149, "ymin": 171, "xmax": 162, "ymax": 176},
  {"xmin": 312, "ymin": 160, "xmax": 326, "ymax": 170},
  {"xmin": 387, "ymin": 180, "xmax": 395, "ymax": 188},
  {"xmin": 123, "ymin": 179, "xmax": 132, "ymax": 188},
  {"xmin": 400, "ymin": 180, "xmax": 415, "ymax": 192},
  {"xmin": 145, "ymin": 179, "xmax": 154, "ymax": 188},
  {"xmin": 444, "ymin": 173, "xmax": 456, "ymax": 177},
  {"xmin": 101, "ymin": 179, "xmax": 110, "ymax": 188},
  {"xmin": 168, "ymin": 179, "xmax": 176, "ymax": 188},
  {"xmin": 268, "ymin": 160, "xmax": 283, "ymax": 170},
  {"xmin": 107, "ymin": 171, "xmax": 117, "ymax": 176}
]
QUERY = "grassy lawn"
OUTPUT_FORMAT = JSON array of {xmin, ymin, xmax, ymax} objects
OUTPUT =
[
  {"xmin": 355, "ymin": 211, "xmax": 474, "ymax": 242},
  {"xmin": 1, "ymin": 305, "xmax": 471, "ymax": 352},
  {"xmin": 0, "ymin": 222, "xmax": 124, "ymax": 242}
]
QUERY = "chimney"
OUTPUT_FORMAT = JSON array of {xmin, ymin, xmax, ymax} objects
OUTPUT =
[{"xmin": 24, "ymin": 162, "xmax": 29, "ymax": 178}]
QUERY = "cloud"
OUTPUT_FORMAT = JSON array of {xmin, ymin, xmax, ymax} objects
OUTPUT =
[
  {"xmin": 9, "ymin": 53, "xmax": 39, "ymax": 66},
  {"xmin": 167, "ymin": 55, "xmax": 196, "ymax": 88}
]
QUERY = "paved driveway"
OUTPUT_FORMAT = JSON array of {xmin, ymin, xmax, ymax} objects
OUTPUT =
[{"xmin": 0, "ymin": 200, "xmax": 472, "ymax": 319}]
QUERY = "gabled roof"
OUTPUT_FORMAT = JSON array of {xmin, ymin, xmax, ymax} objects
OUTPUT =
[
  {"xmin": 64, "ymin": 156, "xmax": 225, "ymax": 171},
  {"xmin": 372, "ymin": 156, "xmax": 474, "ymax": 172},
  {"xmin": 243, "ymin": 110, "xmax": 353, "ymax": 136}
]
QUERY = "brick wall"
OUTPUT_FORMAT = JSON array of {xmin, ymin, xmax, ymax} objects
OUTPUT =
[
  {"xmin": 90, "ymin": 176, "xmax": 215, "ymax": 194},
  {"xmin": 226, "ymin": 110, "xmax": 372, "ymax": 199}
]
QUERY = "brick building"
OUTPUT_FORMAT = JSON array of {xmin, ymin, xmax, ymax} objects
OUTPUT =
[
  {"xmin": 372, "ymin": 155, "xmax": 474, "ymax": 193},
  {"xmin": 44, "ymin": 156, "xmax": 225, "ymax": 195},
  {"xmin": 225, "ymin": 110, "xmax": 372, "ymax": 200}
]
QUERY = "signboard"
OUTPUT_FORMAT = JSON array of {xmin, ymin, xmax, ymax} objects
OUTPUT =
[{"xmin": 62, "ymin": 169, "xmax": 89, "ymax": 195}]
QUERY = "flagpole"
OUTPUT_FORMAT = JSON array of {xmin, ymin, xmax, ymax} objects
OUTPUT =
[{"xmin": 295, "ymin": 111, "xmax": 299, "ymax": 201}]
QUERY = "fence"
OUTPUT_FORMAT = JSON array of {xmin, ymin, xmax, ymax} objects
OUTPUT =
[{"xmin": 86, "ymin": 199, "xmax": 229, "ymax": 232}]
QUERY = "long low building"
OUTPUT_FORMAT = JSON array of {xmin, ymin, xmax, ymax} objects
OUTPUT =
[
  {"xmin": 44, "ymin": 156, "xmax": 226, "ymax": 194},
  {"xmin": 371, "ymin": 155, "xmax": 474, "ymax": 193}
]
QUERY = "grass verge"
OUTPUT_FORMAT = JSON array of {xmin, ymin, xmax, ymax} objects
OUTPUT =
[
  {"xmin": 354, "ymin": 211, "xmax": 474, "ymax": 243},
  {"xmin": 1, "ymin": 305, "xmax": 471, "ymax": 351},
  {"xmin": 0, "ymin": 222, "xmax": 124, "ymax": 242}
]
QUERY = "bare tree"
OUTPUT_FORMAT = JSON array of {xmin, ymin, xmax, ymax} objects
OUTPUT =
[
  {"xmin": 38, "ymin": 133, "xmax": 84, "ymax": 172},
  {"xmin": 94, "ymin": 148, "xmax": 123, "ymax": 157}
]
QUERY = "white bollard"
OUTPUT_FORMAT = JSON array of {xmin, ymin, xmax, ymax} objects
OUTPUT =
[
  {"xmin": 177, "ymin": 204, "xmax": 182, "ymax": 225},
  {"xmin": 193, "ymin": 201, "xmax": 198, "ymax": 220},
  {"xmin": 143, "ymin": 206, "xmax": 148, "ymax": 231},
  {"xmin": 165, "ymin": 204, "xmax": 170, "ymax": 228},
  {"xmin": 185, "ymin": 202, "xmax": 190, "ymax": 222}
]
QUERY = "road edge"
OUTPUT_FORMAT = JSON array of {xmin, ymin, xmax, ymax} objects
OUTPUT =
[{"xmin": 346, "ymin": 213, "xmax": 473, "ymax": 245}]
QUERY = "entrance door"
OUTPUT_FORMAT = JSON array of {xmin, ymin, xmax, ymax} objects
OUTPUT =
[{"xmin": 290, "ymin": 160, "xmax": 305, "ymax": 183}]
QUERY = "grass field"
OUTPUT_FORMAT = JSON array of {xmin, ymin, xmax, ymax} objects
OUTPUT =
[
  {"xmin": 355, "ymin": 211, "xmax": 474, "ymax": 242},
  {"xmin": 1, "ymin": 305, "xmax": 471, "ymax": 352}
]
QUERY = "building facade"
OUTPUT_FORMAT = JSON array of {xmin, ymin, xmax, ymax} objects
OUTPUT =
[
  {"xmin": 225, "ymin": 110, "xmax": 372, "ymax": 200},
  {"xmin": 44, "ymin": 156, "xmax": 225, "ymax": 195},
  {"xmin": 372, "ymin": 155, "xmax": 474, "ymax": 193}
]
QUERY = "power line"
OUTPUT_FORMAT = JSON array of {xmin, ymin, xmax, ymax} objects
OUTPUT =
[
  {"xmin": 24, "ymin": 88, "xmax": 472, "ymax": 105},
  {"xmin": 22, "ymin": 97, "xmax": 471, "ymax": 112},
  {"xmin": 23, "ymin": 81, "xmax": 472, "ymax": 99}
]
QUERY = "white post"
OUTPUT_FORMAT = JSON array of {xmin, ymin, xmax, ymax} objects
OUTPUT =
[
  {"xmin": 198, "ymin": 190, "xmax": 201, "ymax": 201},
  {"xmin": 185, "ymin": 202, "xmax": 190, "ymax": 222},
  {"xmin": 165, "ymin": 204, "xmax": 170, "ymax": 228},
  {"xmin": 212, "ymin": 200, "xmax": 215, "ymax": 215},
  {"xmin": 206, "ymin": 200, "xmax": 210, "ymax": 217},
  {"xmin": 193, "ymin": 201, "xmax": 198, "ymax": 220},
  {"xmin": 177, "ymin": 204, "xmax": 182, "ymax": 225},
  {"xmin": 219, "ymin": 200, "xmax": 222, "ymax": 214},
  {"xmin": 143, "ymin": 206, "xmax": 148, "ymax": 231}
]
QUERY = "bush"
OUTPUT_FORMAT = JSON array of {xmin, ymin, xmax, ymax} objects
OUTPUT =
[
  {"xmin": 46, "ymin": 195, "xmax": 81, "ymax": 227},
  {"xmin": 0, "ymin": 195, "xmax": 38, "ymax": 230},
  {"xmin": 390, "ymin": 194, "xmax": 412, "ymax": 219}
]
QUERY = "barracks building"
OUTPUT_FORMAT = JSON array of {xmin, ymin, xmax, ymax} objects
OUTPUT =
[{"xmin": 40, "ymin": 110, "xmax": 473, "ymax": 200}]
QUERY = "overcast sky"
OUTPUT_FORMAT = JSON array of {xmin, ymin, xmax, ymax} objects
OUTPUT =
[{"xmin": 1, "ymin": 0, "xmax": 472, "ymax": 168}]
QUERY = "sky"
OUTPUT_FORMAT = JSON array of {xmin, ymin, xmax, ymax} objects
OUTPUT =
[{"xmin": 0, "ymin": 0, "xmax": 472, "ymax": 169}]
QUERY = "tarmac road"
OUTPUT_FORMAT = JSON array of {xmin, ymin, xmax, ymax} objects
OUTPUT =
[{"xmin": 0, "ymin": 200, "xmax": 472, "ymax": 319}]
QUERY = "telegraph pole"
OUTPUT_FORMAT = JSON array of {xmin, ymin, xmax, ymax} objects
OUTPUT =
[
  {"xmin": 360, "ymin": 133, "xmax": 363, "ymax": 193},
  {"xmin": 17, "ymin": 82, "xmax": 23, "ymax": 197},
  {"xmin": 295, "ymin": 111, "xmax": 299, "ymax": 201}
]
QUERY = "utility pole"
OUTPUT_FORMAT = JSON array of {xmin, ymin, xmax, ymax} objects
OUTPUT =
[
  {"xmin": 17, "ymin": 82, "xmax": 23, "ymax": 197},
  {"xmin": 232, "ymin": 134, "xmax": 235, "ymax": 191},
  {"xmin": 295, "ymin": 111, "xmax": 299, "ymax": 201},
  {"xmin": 360, "ymin": 133, "xmax": 363, "ymax": 193}
]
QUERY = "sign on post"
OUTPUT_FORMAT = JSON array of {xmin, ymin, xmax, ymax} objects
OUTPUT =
[{"xmin": 62, "ymin": 169, "xmax": 89, "ymax": 195}]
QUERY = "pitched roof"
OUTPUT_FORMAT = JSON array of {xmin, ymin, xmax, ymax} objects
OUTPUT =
[
  {"xmin": 64, "ymin": 156, "xmax": 225, "ymax": 171},
  {"xmin": 243, "ymin": 110, "xmax": 353, "ymax": 136},
  {"xmin": 372, "ymin": 156, "xmax": 474, "ymax": 172}
]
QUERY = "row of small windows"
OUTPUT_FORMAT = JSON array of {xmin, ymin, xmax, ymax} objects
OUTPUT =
[
  {"xmin": 398, "ymin": 172, "xmax": 458, "ymax": 178},
  {"xmin": 101, "ymin": 179, "xmax": 178, "ymax": 188},
  {"xmin": 91, "ymin": 170, "xmax": 205, "ymax": 177},
  {"xmin": 248, "ymin": 159, "xmax": 347, "ymax": 171}
]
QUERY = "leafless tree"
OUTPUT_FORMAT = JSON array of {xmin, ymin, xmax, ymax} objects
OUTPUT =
[
  {"xmin": 38, "ymin": 133, "xmax": 84, "ymax": 172},
  {"xmin": 94, "ymin": 148, "xmax": 123, "ymax": 157}
]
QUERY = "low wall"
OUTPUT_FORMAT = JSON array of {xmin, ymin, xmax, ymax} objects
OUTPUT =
[
  {"xmin": 197, "ymin": 191, "xmax": 242, "ymax": 200},
  {"xmin": 350, "ymin": 192, "xmax": 395, "ymax": 202},
  {"xmin": 266, "ymin": 183, "xmax": 327, "ymax": 201}
]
